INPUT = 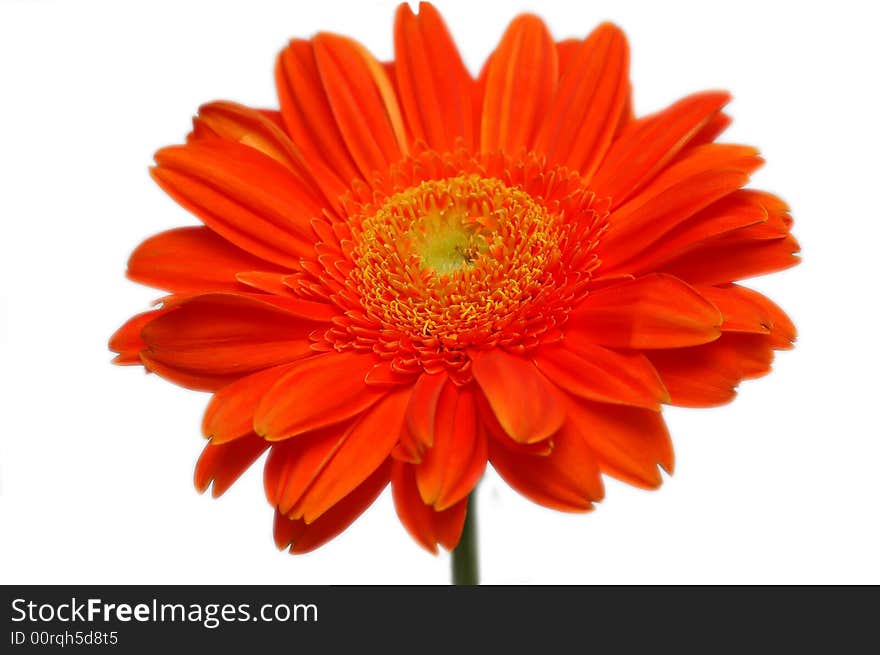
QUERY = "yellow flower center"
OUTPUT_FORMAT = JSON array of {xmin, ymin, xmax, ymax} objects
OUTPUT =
[
  {"xmin": 350, "ymin": 174, "xmax": 566, "ymax": 349},
  {"xmin": 410, "ymin": 206, "xmax": 482, "ymax": 276},
  {"xmin": 303, "ymin": 151, "xmax": 607, "ymax": 381}
]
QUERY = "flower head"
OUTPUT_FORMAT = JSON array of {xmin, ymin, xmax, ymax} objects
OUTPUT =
[{"xmin": 111, "ymin": 3, "xmax": 798, "ymax": 554}]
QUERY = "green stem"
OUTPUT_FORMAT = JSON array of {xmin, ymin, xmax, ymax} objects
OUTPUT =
[{"xmin": 451, "ymin": 492, "xmax": 479, "ymax": 585}]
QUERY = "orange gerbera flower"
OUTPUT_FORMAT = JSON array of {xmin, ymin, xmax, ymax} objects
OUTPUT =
[{"xmin": 111, "ymin": 3, "xmax": 798, "ymax": 558}]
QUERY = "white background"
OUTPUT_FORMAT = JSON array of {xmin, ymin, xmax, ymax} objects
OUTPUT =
[{"xmin": 1, "ymin": 0, "xmax": 877, "ymax": 584}]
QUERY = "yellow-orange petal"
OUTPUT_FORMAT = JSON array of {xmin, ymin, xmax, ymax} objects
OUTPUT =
[
  {"xmin": 567, "ymin": 273, "xmax": 722, "ymax": 349},
  {"xmin": 141, "ymin": 293, "xmax": 318, "ymax": 378},
  {"xmin": 533, "ymin": 343, "xmax": 668, "ymax": 410},
  {"xmin": 415, "ymin": 381, "xmax": 487, "ymax": 511},
  {"xmin": 313, "ymin": 32, "xmax": 408, "ymax": 179},
  {"xmin": 291, "ymin": 386, "xmax": 412, "ymax": 523},
  {"xmin": 391, "ymin": 460, "xmax": 467, "ymax": 553},
  {"xmin": 194, "ymin": 433, "xmax": 269, "ymax": 498},
  {"xmin": 202, "ymin": 363, "xmax": 300, "ymax": 444},
  {"xmin": 254, "ymin": 351, "xmax": 386, "ymax": 440},
  {"xmin": 534, "ymin": 22, "xmax": 629, "ymax": 178},
  {"xmin": 273, "ymin": 459, "xmax": 390, "ymax": 554},
  {"xmin": 470, "ymin": 349, "xmax": 566, "ymax": 444},
  {"xmin": 394, "ymin": 2, "xmax": 475, "ymax": 152},
  {"xmin": 566, "ymin": 397, "xmax": 674, "ymax": 489},
  {"xmin": 480, "ymin": 14, "xmax": 557, "ymax": 154},
  {"xmin": 127, "ymin": 226, "xmax": 285, "ymax": 294},
  {"xmin": 489, "ymin": 419, "xmax": 604, "ymax": 512}
]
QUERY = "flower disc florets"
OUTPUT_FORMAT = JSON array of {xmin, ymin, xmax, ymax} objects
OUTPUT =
[{"xmin": 305, "ymin": 151, "xmax": 608, "ymax": 380}]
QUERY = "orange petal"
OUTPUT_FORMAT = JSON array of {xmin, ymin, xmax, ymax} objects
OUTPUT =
[
  {"xmin": 291, "ymin": 386, "xmax": 412, "ymax": 523},
  {"xmin": 415, "ymin": 381, "xmax": 488, "ymax": 511},
  {"xmin": 364, "ymin": 360, "xmax": 419, "ymax": 387},
  {"xmin": 391, "ymin": 420, "xmax": 422, "ymax": 465},
  {"xmin": 480, "ymin": 14, "xmax": 557, "ymax": 154},
  {"xmin": 533, "ymin": 343, "xmax": 668, "ymax": 410},
  {"xmin": 313, "ymin": 32, "xmax": 408, "ymax": 179},
  {"xmin": 194, "ymin": 433, "xmax": 269, "ymax": 498},
  {"xmin": 275, "ymin": 39, "xmax": 360, "ymax": 189},
  {"xmin": 726, "ymin": 333, "xmax": 778, "ymax": 379},
  {"xmin": 591, "ymin": 91, "xmax": 731, "ymax": 207},
  {"xmin": 599, "ymin": 144, "xmax": 763, "ymax": 270},
  {"xmin": 610, "ymin": 189, "xmax": 770, "ymax": 275},
  {"xmin": 660, "ymin": 234, "xmax": 800, "ymax": 286},
  {"xmin": 568, "ymin": 274, "xmax": 722, "ymax": 349},
  {"xmin": 264, "ymin": 423, "xmax": 351, "ymax": 515},
  {"xmin": 567, "ymin": 397, "xmax": 674, "ymax": 489},
  {"xmin": 489, "ymin": 418, "xmax": 604, "ymax": 512},
  {"xmin": 470, "ymin": 349, "xmax": 566, "ymax": 444},
  {"xmin": 405, "ymin": 372, "xmax": 449, "ymax": 451},
  {"xmin": 477, "ymin": 389, "xmax": 554, "ymax": 457},
  {"xmin": 254, "ymin": 351, "xmax": 387, "ymax": 440},
  {"xmin": 534, "ymin": 23, "xmax": 629, "ymax": 178},
  {"xmin": 741, "ymin": 289, "xmax": 796, "ymax": 349},
  {"xmin": 647, "ymin": 333, "xmax": 776, "ymax": 407},
  {"xmin": 127, "ymin": 226, "xmax": 284, "ymax": 293},
  {"xmin": 696, "ymin": 284, "xmax": 789, "ymax": 335},
  {"xmin": 152, "ymin": 140, "xmax": 323, "ymax": 267},
  {"xmin": 394, "ymin": 2, "xmax": 475, "ymax": 151},
  {"xmin": 472, "ymin": 54, "xmax": 489, "ymax": 147},
  {"xmin": 273, "ymin": 511, "xmax": 307, "ymax": 551},
  {"xmin": 141, "ymin": 293, "xmax": 318, "ymax": 379},
  {"xmin": 109, "ymin": 306, "xmax": 172, "ymax": 365},
  {"xmin": 234, "ymin": 271, "xmax": 291, "ymax": 296},
  {"xmin": 685, "ymin": 111, "xmax": 732, "ymax": 150},
  {"xmin": 257, "ymin": 109, "xmax": 284, "ymax": 128},
  {"xmin": 391, "ymin": 460, "xmax": 467, "ymax": 553},
  {"xmin": 273, "ymin": 459, "xmax": 390, "ymax": 554},
  {"xmin": 189, "ymin": 101, "xmax": 329, "ymax": 208},
  {"xmin": 202, "ymin": 363, "xmax": 299, "ymax": 444},
  {"xmin": 433, "ymin": 500, "xmax": 468, "ymax": 552},
  {"xmin": 139, "ymin": 352, "xmax": 237, "ymax": 392},
  {"xmin": 555, "ymin": 38, "xmax": 581, "ymax": 75}
]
